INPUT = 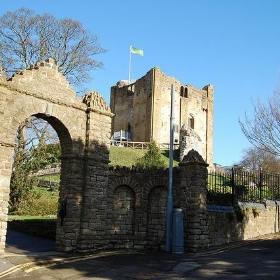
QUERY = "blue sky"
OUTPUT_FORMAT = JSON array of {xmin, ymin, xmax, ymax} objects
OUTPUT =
[{"xmin": 2, "ymin": 1, "xmax": 280, "ymax": 167}]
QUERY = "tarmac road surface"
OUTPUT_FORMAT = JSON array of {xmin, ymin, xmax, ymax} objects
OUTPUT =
[{"xmin": 1, "ymin": 229, "xmax": 280, "ymax": 279}]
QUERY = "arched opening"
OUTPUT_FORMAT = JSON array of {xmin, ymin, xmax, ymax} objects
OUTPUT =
[
  {"xmin": 6, "ymin": 114, "xmax": 73, "ymax": 254},
  {"xmin": 111, "ymin": 185, "xmax": 135, "ymax": 236}
]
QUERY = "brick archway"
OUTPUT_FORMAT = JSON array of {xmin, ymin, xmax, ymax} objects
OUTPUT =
[{"xmin": 0, "ymin": 59, "xmax": 113, "ymax": 253}]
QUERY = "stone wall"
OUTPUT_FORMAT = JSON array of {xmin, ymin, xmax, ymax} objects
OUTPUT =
[
  {"xmin": 90, "ymin": 150, "xmax": 280, "ymax": 253},
  {"xmin": 73, "ymin": 150, "xmax": 280, "ymax": 253},
  {"xmin": 207, "ymin": 201, "xmax": 280, "ymax": 246},
  {"xmin": 0, "ymin": 59, "xmax": 113, "ymax": 254},
  {"xmin": 104, "ymin": 166, "xmax": 174, "ymax": 250}
]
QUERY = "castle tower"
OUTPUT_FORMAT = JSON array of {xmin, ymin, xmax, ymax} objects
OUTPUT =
[{"xmin": 110, "ymin": 67, "xmax": 214, "ymax": 166}]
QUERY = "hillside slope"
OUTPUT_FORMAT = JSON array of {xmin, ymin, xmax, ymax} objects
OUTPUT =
[{"xmin": 109, "ymin": 146, "xmax": 179, "ymax": 168}]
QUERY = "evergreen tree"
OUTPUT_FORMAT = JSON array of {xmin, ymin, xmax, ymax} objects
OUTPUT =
[{"xmin": 135, "ymin": 141, "xmax": 166, "ymax": 169}]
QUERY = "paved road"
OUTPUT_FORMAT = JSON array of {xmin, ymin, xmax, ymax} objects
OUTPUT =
[
  {"xmin": 5, "ymin": 230, "xmax": 55, "ymax": 254},
  {"xmin": 1, "ymin": 230, "xmax": 280, "ymax": 279}
]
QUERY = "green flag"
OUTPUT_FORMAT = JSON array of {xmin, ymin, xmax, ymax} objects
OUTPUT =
[{"xmin": 131, "ymin": 45, "xmax": 144, "ymax": 56}]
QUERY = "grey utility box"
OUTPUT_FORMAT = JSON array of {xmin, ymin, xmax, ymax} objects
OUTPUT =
[{"xmin": 172, "ymin": 208, "xmax": 184, "ymax": 254}]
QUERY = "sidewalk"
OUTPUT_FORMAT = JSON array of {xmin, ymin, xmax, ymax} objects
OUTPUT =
[{"xmin": 1, "ymin": 231, "xmax": 280, "ymax": 279}]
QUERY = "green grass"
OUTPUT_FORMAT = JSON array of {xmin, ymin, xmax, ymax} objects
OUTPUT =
[
  {"xmin": 32, "ymin": 186, "xmax": 59, "ymax": 199},
  {"xmin": 37, "ymin": 174, "xmax": 60, "ymax": 182},
  {"xmin": 109, "ymin": 146, "xmax": 146, "ymax": 167},
  {"xmin": 109, "ymin": 146, "xmax": 179, "ymax": 168},
  {"xmin": 8, "ymin": 215, "xmax": 57, "ymax": 221}
]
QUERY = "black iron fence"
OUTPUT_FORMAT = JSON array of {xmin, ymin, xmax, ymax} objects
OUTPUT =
[{"xmin": 207, "ymin": 168, "xmax": 280, "ymax": 206}]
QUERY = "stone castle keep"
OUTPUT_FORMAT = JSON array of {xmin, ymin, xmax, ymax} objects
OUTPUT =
[
  {"xmin": 110, "ymin": 67, "xmax": 214, "ymax": 166},
  {"xmin": 2, "ymin": 59, "xmax": 278, "ymax": 255}
]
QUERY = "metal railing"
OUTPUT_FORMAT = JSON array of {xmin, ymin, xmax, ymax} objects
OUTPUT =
[
  {"xmin": 110, "ymin": 140, "xmax": 149, "ymax": 149},
  {"xmin": 110, "ymin": 140, "xmax": 179, "ymax": 150},
  {"xmin": 207, "ymin": 168, "xmax": 280, "ymax": 206}
]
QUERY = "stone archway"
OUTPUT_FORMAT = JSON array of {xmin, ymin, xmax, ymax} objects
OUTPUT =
[{"xmin": 0, "ymin": 59, "xmax": 113, "ymax": 253}]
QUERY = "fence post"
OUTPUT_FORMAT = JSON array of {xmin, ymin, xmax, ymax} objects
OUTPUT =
[
  {"xmin": 259, "ymin": 168, "xmax": 263, "ymax": 202},
  {"xmin": 278, "ymin": 176, "xmax": 280, "ymax": 200},
  {"xmin": 231, "ymin": 168, "xmax": 235, "ymax": 205}
]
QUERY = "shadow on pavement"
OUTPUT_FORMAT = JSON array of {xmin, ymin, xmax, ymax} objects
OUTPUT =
[
  {"xmin": 5, "ymin": 229, "xmax": 55, "ymax": 254},
  {"xmin": 3, "ymin": 230, "xmax": 280, "ymax": 279}
]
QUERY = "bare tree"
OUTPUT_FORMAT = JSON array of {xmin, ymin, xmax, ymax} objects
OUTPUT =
[
  {"xmin": 239, "ymin": 89, "xmax": 280, "ymax": 157},
  {"xmin": 0, "ymin": 8, "xmax": 107, "ymax": 86},
  {"xmin": 236, "ymin": 146, "xmax": 280, "ymax": 173},
  {"xmin": 27, "ymin": 117, "xmax": 59, "ymax": 148},
  {"xmin": 10, "ymin": 116, "xmax": 61, "ymax": 210}
]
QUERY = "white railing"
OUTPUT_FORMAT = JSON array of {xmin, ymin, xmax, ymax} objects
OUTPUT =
[{"xmin": 110, "ymin": 140, "xmax": 179, "ymax": 150}]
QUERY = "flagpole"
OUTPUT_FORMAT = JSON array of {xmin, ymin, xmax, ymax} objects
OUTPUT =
[{"xmin": 128, "ymin": 45, "xmax": 132, "ymax": 82}]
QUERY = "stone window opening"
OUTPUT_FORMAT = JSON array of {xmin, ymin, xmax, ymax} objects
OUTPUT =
[
  {"xmin": 188, "ymin": 115, "xmax": 194, "ymax": 129},
  {"xmin": 180, "ymin": 86, "xmax": 188, "ymax": 98},
  {"xmin": 184, "ymin": 87, "xmax": 188, "ymax": 98},
  {"xmin": 180, "ymin": 86, "xmax": 184, "ymax": 97}
]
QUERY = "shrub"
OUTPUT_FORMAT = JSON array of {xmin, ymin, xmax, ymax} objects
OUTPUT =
[
  {"xmin": 135, "ymin": 141, "xmax": 166, "ymax": 169},
  {"xmin": 10, "ymin": 199, "xmax": 58, "ymax": 216}
]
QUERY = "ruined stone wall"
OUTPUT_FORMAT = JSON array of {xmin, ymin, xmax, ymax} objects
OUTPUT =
[
  {"xmin": 75, "ymin": 91, "xmax": 112, "ymax": 251},
  {"xmin": 0, "ymin": 59, "xmax": 88, "ymax": 253},
  {"xmin": 151, "ymin": 68, "xmax": 181, "ymax": 144},
  {"xmin": 110, "ymin": 82, "xmax": 134, "ymax": 136},
  {"xmin": 132, "ymin": 74, "xmax": 153, "ymax": 142},
  {"xmin": 0, "ymin": 59, "xmax": 113, "ymax": 254},
  {"xmin": 179, "ymin": 84, "xmax": 214, "ymax": 166},
  {"xmin": 207, "ymin": 201, "xmax": 280, "ymax": 247},
  {"xmin": 110, "ymin": 74, "xmax": 153, "ymax": 142},
  {"xmin": 104, "ymin": 166, "xmax": 180, "ymax": 250}
]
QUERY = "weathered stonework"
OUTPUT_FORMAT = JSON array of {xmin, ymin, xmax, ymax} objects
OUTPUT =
[
  {"xmin": 110, "ymin": 67, "xmax": 214, "ymax": 167},
  {"xmin": 180, "ymin": 126, "xmax": 202, "ymax": 161},
  {"xmin": 105, "ymin": 166, "xmax": 175, "ymax": 250},
  {"xmin": 0, "ymin": 59, "xmax": 113, "ymax": 253},
  {"xmin": 0, "ymin": 60, "xmax": 279, "ymax": 255},
  {"xmin": 179, "ymin": 149, "xmax": 209, "ymax": 252}
]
